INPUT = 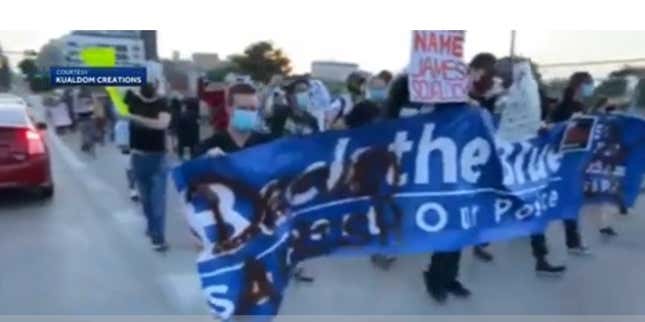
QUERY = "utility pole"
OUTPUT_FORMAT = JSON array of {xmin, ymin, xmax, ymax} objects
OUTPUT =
[{"xmin": 510, "ymin": 30, "xmax": 517, "ymax": 59}]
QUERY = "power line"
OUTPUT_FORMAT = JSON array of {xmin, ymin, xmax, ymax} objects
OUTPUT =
[{"xmin": 539, "ymin": 57, "xmax": 645, "ymax": 68}]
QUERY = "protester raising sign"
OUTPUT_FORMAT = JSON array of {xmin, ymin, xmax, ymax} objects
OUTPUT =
[
  {"xmin": 408, "ymin": 30, "xmax": 469, "ymax": 104},
  {"xmin": 172, "ymin": 106, "xmax": 645, "ymax": 320}
]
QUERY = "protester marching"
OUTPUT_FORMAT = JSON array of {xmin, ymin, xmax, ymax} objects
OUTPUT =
[{"xmin": 33, "ymin": 31, "xmax": 645, "ymax": 321}]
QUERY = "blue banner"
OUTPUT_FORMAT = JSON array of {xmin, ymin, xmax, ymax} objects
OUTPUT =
[
  {"xmin": 582, "ymin": 113, "xmax": 645, "ymax": 207},
  {"xmin": 50, "ymin": 67, "xmax": 146, "ymax": 86},
  {"xmin": 172, "ymin": 105, "xmax": 645, "ymax": 319}
]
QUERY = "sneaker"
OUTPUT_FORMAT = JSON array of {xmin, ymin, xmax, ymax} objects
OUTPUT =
[
  {"xmin": 152, "ymin": 242, "xmax": 169, "ymax": 252},
  {"xmin": 535, "ymin": 260, "xmax": 566, "ymax": 277},
  {"xmin": 568, "ymin": 245, "xmax": 592, "ymax": 256},
  {"xmin": 423, "ymin": 271, "xmax": 447, "ymax": 304},
  {"xmin": 446, "ymin": 281, "xmax": 471, "ymax": 298},
  {"xmin": 473, "ymin": 246, "xmax": 494, "ymax": 262},
  {"xmin": 130, "ymin": 189, "xmax": 139, "ymax": 202},
  {"xmin": 371, "ymin": 254, "xmax": 397, "ymax": 270},
  {"xmin": 619, "ymin": 205, "xmax": 629, "ymax": 216},
  {"xmin": 599, "ymin": 227, "xmax": 618, "ymax": 237}
]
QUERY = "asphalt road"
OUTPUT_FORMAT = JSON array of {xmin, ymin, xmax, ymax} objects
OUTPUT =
[{"xmin": 1, "ymin": 94, "xmax": 644, "ymax": 317}]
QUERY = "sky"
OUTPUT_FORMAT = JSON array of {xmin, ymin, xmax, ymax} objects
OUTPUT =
[{"xmin": 2, "ymin": 30, "xmax": 645, "ymax": 80}]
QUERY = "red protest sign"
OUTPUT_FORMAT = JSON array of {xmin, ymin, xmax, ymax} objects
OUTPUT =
[{"xmin": 408, "ymin": 30, "xmax": 468, "ymax": 104}]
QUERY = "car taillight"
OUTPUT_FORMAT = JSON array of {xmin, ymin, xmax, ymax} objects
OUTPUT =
[{"xmin": 25, "ymin": 129, "xmax": 45, "ymax": 155}]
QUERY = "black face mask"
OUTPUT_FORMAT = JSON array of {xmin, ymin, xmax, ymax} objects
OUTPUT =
[{"xmin": 471, "ymin": 73, "xmax": 495, "ymax": 97}]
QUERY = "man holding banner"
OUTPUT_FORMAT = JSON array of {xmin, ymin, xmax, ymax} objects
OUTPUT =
[{"xmin": 467, "ymin": 53, "xmax": 569, "ymax": 275}]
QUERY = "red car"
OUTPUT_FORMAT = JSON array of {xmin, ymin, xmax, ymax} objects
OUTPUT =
[{"xmin": 0, "ymin": 100, "xmax": 53, "ymax": 199}]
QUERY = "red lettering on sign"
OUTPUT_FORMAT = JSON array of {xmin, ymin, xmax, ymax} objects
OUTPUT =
[
  {"xmin": 411, "ymin": 57, "xmax": 467, "ymax": 81},
  {"xmin": 412, "ymin": 31, "xmax": 464, "ymax": 57},
  {"xmin": 413, "ymin": 31, "xmax": 427, "ymax": 51},
  {"xmin": 452, "ymin": 35, "xmax": 464, "ymax": 57},
  {"xmin": 410, "ymin": 78, "xmax": 468, "ymax": 102}
]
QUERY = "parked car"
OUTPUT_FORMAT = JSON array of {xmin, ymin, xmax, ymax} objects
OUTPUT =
[{"xmin": 0, "ymin": 95, "xmax": 53, "ymax": 199}]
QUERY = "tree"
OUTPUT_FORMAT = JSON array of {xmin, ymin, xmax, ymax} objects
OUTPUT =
[
  {"xmin": 36, "ymin": 41, "xmax": 65, "ymax": 72},
  {"xmin": 0, "ymin": 55, "xmax": 10, "ymax": 91},
  {"xmin": 229, "ymin": 41, "xmax": 292, "ymax": 83},
  {"xmin": 18, "ymin": 58, "xmax": 38, "ymax": 78}
]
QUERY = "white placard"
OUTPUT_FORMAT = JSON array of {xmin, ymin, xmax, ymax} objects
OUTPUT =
[
  {"xmin": 496, "ymin": 61, "xmax": 543, "ymax": 142},
  {"xmin": 408, "ymin": 30, "xmax": 468, "ymax": 104}
]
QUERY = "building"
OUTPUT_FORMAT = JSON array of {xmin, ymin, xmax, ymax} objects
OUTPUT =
[
  {"xmin": 191, "ymin": 53, "xmax": 223, "ymax": 71},
  {"xmin": 172, "ymin": 50, "xmax": 181, "ymax": 61},
  {"xmin": 60, "ymin": 31, "xmax": 146, "ymax": 66},
  {"xmin": 311, "ymin": 61, "xmax": 359, "ymax": 83}
]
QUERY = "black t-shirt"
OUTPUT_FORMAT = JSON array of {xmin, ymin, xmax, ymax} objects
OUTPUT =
[
  {"xmin": 125, "ymin": 91, "xmax": 169, "ymax": 153},
  {"xmin": 550, "ymin": 99, "xmax": 583, "ymax": 123},
  {"xmin": 194, "ymin": 131, "xmax": 275, "ymax": 157},
  {"xmin": 469, "ymin": 92, "xmax": 498, "ymax": 113}
]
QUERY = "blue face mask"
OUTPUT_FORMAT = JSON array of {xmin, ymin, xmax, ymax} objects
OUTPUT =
[
  {"xmin": 580, "ymin": 83, "xmax": 594, "ymax": 98},
  {"xmin": 231, "ymin": 109, "xmax": 258, "ymax": 132},
  {"xmin": 295, "ymin": 92, "xmax": 311, "ymax": 110},
  {"xmin": 367, "ymin": 88, "xmax": 387, "ymax": 102}
]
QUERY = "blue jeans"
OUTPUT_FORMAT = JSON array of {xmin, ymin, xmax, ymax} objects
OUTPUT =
[{"xmin": 132, "ymin": 152, "xmax": 167, "ymax": 244}]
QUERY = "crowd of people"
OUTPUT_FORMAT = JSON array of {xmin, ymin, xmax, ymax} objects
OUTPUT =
[{"xmin": 41, "ymin": 51, "xmax": 636, "ymax": 302}]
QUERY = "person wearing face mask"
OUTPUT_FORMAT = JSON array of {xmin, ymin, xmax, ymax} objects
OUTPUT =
[
  {"xmin": 365, "ymin": 75, "xmax": 389, "ymax": 105},
  {"xmin": 124, "ymin": 82, "xmax": 172, "ymax": 252},
  {"xmin": 343, "ymin": 75, "xmax": 389, "ymax": 132},
  {"xmin": 386, "ymin": 74, "xmax": 471, "ymax": 303},
  {"xmin": 468, "ymin": 55, "xmax": 569, "ymax": 275},
  {"xmin": 550, "ymin": 72, "xmax": 594, "ymax": 123},
  {"xmin": 327, "ymin": 71, "xmax": 370, "ymax": 129},
  {"xmin": 549, "ymin": 72, "xmax": 594, "ymax": 255},
  {"xmin": 346, "ymin": 71, "xmax": 369, "ymax": 105},
  {"xmin": 194, "ymin": 83, "xmax": 275, "ymax": 156},
  {"xmin": 194, "ymin": 82, "xmax": 315, "ymax": 283},
  {"xmin": 468, "ymin": 53, "xmax": 504, "ymax": 113},
  {"xmin": 343, "ymin": 75, "xmax": 395, "ymax": 270},
  {"xmin": 377, "ymin": 70, "xmax": 394, "ymax": 86},
  {"xmin": 521, "ymin": 72, "xmax": 594, "ymax": 276},
  {"xmin": 466, "ymin": 53, "xmax": 500, "ymax": 263},
  {"xmin": 266, "ymin": 77, "xmax": 321, "ymax": 136}
]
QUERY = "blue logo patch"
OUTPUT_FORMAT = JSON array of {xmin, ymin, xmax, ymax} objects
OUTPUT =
[{"xmin": 50, "ymin": 67, "xmax": 146, "ymax": 86}]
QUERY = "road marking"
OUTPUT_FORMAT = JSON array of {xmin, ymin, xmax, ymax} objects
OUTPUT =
[
  {"xmin": 48, "ymin": 130, "xmax": 117, "ymax": 194},
  {"xmin": 48, "ymin": 132, "xmax": 86, "ymax": 170}
]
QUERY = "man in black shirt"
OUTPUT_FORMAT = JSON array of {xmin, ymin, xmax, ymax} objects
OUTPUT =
[
  {"xmin": 125, "ymin": 83, "xmax": 171, "ymax": 252},
  {"xmin": 194, "ymin": 83, "xmax": 317, "ymax": 283},
  {"xmin": 195, "ymin": 83, "xmax": 273, "ymax": 156}
]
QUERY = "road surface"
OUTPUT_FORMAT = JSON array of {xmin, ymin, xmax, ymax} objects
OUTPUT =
[{"xmin": 1, "ymin": 94, "xmax": 644, "ymax": 317}]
